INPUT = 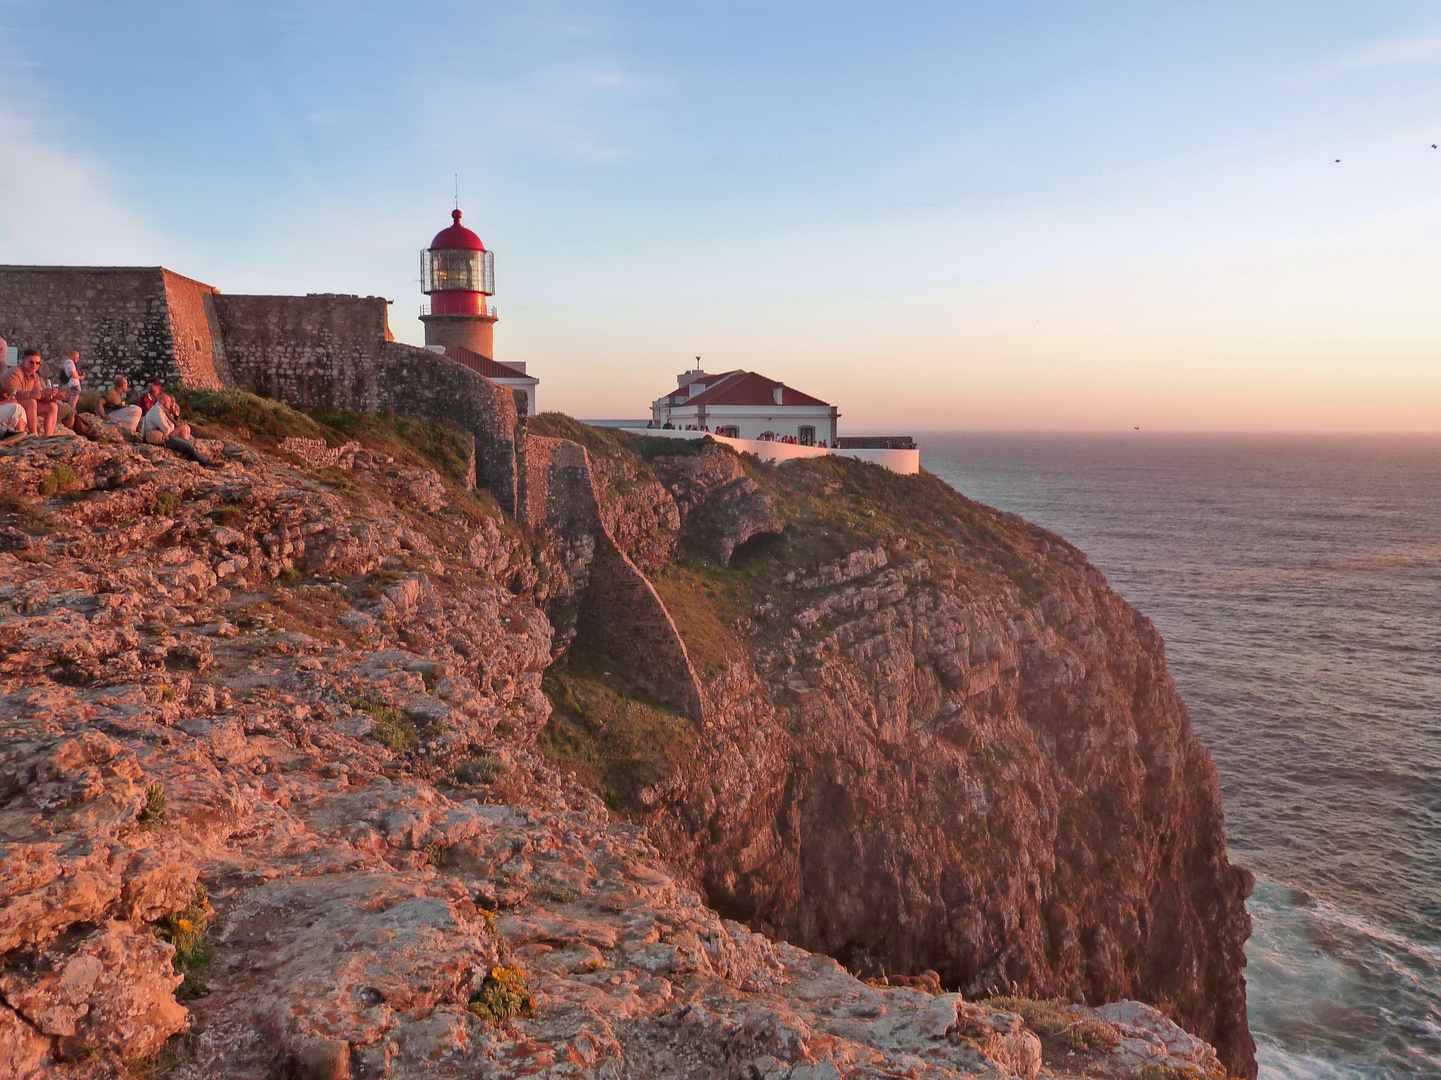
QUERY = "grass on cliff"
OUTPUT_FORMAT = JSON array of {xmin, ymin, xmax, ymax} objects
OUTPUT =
[
  {"xmin": 179, "ymin": 387, "xmax": 505, "ymax": 520},
  {"xmin": 648, "ymin": 563, "xmax": 750, "ymax": 676},
  {"xmin": 178, "ymin": 388, "xmax": 335, "ymax": 445},
  {"xmin": 984, "ymin": 996, "xmax": 1122, "ymax": 1054},
  {"xmin": 539, "ymin": 652, "xmax": 697, "ymax": 810},
  {"xmin": 526, "ymin": 412, "xmax": 628, "ymax": 457},
  {"xmin": 353, "ymin": 698, "xmax": 419, "ymax": 754},
  {"xmin": 324, "ymin": 408, "xmax": 476, "ymax": 489},
  {"xmin": 527, "ymin": 413, "xmax": 713, "ymax": 463}
]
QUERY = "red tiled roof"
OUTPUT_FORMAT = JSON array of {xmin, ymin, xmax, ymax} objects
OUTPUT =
[
  {"xmin": 445, "ymin": 346, "xmax": 535, "ymax": 382},
  {"xmin": 662, "ymin": 370, "xmax": 740, "ymax": 405},
  {"xmin": 679, "ymin": 370, "xmax": 831, "ymax": 409}
]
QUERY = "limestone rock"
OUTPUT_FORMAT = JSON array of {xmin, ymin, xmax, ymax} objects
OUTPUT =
[{"xmin": 0, "ymin": 431, "xmax": 1244, "ymax": 1080}]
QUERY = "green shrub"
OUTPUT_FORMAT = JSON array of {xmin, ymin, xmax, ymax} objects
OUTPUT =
[
  {"xmin": 353, "ymin": 698, "xmax": 417, "ymax": 753},
  {"xmin": 152, "ymin": 492, "xmax": 178, "ymax": 516},
  {"xmin": 452, "ymin": 757, "xmax": 502, "ymax": 785},
  {"xmin": 154, "ymin": 885, "xmax": 213, "ymax": 999},
  {"xmin": 138, "ymin": 783, "xmax": 167, "ymax": 827},
  {"xmin": 468, "ymin": 965, "xmax": 534, "ymax": 1023},
  {"xmin": 39, "ymin": 463, "xmax": 78, "ymax": 496}
]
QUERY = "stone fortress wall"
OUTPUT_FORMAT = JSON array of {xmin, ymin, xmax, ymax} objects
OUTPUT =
[
  {"xmin": 210, "ymin": 293, "xmax": 393, "ymax": 414},
  {"xmin": 0, "ymin": 266, "xmax": 225, "ymax": 391},
  {"xmin": 0, "ymin": 262, "xmax": 701, "ymax": 719}
]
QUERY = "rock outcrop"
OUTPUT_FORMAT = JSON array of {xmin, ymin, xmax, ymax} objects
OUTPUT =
[
  {"xmin": 0, "ymin": 406, "xmax": 1248, "ymax": 1079},
  {"xmin": 532, "ymin": 431, "xmax": 1256, "ymax": 1079}
]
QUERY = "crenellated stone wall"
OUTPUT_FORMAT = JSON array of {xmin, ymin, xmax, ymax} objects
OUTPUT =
[{"xmin": 211, "ymin": 293, "xmax": 392, "ymax": 413}]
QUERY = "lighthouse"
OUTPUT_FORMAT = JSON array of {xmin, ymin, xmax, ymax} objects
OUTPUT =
[
  {"xmin": 420, "ymin": 208, "xmax": 496, "ymax": 357},
  {"xmin": 419, "ymin": 207, "xmax": 538, "ymax": 414}
]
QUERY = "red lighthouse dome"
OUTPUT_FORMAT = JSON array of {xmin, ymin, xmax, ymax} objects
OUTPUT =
[
  {"xmin": 422, "ymin": 208, "xmax": 494, "ymax": 311},
  {"xmin": 429, "ymin": 209, "xmax": 485, "ymax": 252},
  {"xmin": 420, "ymin": 205, "xmax": 498, "ymax": 358}
]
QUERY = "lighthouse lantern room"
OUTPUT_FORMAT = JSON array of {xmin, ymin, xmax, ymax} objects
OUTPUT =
[{"xmin": 420, "ymin": 208, "xmax": 498, "ymax": 357}]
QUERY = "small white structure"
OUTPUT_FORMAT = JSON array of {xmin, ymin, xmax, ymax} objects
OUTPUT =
[
  {"xmin": 652, "ymin": 368, "xmax": 838, "ymax": 446},
  {"xmin": 442, "ymin": 345, "xmax": 539, "ymax": 416}
]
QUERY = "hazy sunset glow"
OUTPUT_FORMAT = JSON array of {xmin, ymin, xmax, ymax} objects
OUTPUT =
[{"xmin": 2, "ymin": 2, "xmax": 1439, "ymax": 429}]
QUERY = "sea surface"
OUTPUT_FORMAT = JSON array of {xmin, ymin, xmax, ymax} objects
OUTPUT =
[{"xmin": 919, "ymin": 433, "xmax": 1441, "ymax": 1080}]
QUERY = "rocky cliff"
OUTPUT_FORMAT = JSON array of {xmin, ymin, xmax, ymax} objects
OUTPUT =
[
  {"xmin": 0, "ymin": 396, "xmax": 1249, "ymax": 1079},
  {"xmin": 532, "ymin": 420, "xmax": 1255, "ymax": 1079}
]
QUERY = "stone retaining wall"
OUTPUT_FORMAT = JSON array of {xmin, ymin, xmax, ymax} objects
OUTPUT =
[
  {"xmin": 374, "ymin": 341, "xmax": 519, "ymax": 514},
  {"xmin": 578, "ymin": 525, "xmax": 706, "ymax": 722},
  {"xmin": 520, "ymin": 433, "xmax": 706, "ymax": 721}
]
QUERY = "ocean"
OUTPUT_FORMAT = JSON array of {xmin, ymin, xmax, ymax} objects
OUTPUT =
[{"xmin": 919, "ymin": 433, "xmax": 1441, "ymax": 1080}]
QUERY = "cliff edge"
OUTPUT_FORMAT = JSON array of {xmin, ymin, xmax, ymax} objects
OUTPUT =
[
  {"xmin": 0, "ymin": 398, "xmax": 1250, "ymax": 1079},
  {"xmin": 530, "ymin": 418, "xmax": 1255, "ymax": 1079}
]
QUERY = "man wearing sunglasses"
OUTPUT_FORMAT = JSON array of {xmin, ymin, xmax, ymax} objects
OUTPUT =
[{"xmin": 0, "ymin": 350, "xmax": 60, "ymax": 437}]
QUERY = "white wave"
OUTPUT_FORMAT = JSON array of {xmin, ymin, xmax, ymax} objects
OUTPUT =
[{"xmin": 1246, "ymin": 876, "xmax": 1441, "ymax": 1080}]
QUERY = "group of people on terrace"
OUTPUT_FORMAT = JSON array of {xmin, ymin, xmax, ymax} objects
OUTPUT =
[
  {"xmin": 647, "ymin": 418, "xmax": 828, "ymax": 448},
  {"xmin": 0, "ymin": 336, "xmax": 212, "ymax": 464},
  {"xmin": 754, "ymin": 431, "xmax": 827, "ymax": 447}
]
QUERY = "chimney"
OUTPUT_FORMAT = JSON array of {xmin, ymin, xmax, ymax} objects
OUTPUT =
[{"xmin": 773, "ymin": 386, "xmax": 784, "ymax": 405}]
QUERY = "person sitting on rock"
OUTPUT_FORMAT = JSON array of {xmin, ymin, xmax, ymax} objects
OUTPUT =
[
  {"xmin": 139, "ymin": 379, "xmax": 215, "ymax": 467},
  {"xmin": 0, "ymin": 350, "xmax": 60, "ymax": 436},
  {"xmin": 97, "ymin": 376, "xmax": 143, "ymax": 433},
  {"xmin": 0, "ymin": 386, "xmax": 30, "ymax": 441},
  {"xmin": 141, "ymin": 379, "xmax": 192, "ymax": 444}
]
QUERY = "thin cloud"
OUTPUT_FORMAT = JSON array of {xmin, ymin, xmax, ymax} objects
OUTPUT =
[
  {"xmin": 0, "ymin": 95, "xmax": 164, "ymax": 264},
  {"xmin": 1338, "ymin": 35, "xmax": 1441, "ymax": 70}
]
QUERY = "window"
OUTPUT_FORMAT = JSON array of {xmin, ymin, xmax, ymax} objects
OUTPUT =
[
  {"xmin": 717, "ymin": 426, "xmax": 740, "ymax": 438},
  {"xmin": 798, "ymin": 426, "xmax": 815, "ymax": 446},
  {"xmin": 423, "ymin": 248, "xmax": 495, "ymax": 293}
]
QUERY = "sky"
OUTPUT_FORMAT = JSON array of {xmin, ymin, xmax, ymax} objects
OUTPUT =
[{"xmin": 2, "ymin": 1, "xmax": 1440, "ymax": 430}]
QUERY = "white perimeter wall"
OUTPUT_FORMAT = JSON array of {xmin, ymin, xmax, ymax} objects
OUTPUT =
[{"xmin": 632, "ymin": 428, "xmax": 919, "ymax": 475}]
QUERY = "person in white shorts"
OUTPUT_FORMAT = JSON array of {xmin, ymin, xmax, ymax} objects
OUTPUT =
[
  {"xmin": 141, "ymin": 379, "xmax": 192, "ymax": 444},
  {"xmin": 0, "ymin": 394, "xmax": 28, "ymax": 437},
  {"xmin": 98, "ymin": 377, "xmax": 142, "ymax": 433}
]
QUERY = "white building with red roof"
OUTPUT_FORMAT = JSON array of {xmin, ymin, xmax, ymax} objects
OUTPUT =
[{"xmin": 651, "ymin": 367, "xmax": 839, "ymax": 446}]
